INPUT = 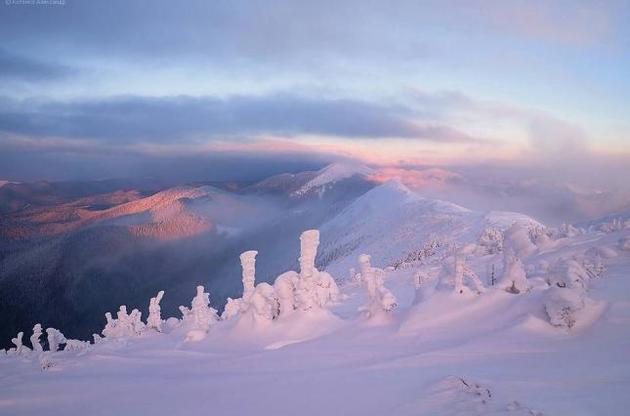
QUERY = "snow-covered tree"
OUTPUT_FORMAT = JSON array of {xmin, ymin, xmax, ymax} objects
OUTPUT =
[
  {"xmin": 101, "ymin": 305, "xmax": 145, "ymax": 338},
  {"xmin": 274, "ymin": 271, "xmax": 299, "ymax": 317},
  {"xmin": 30, "ymin": 323, "xmax": 43, "ymax": 352},
  {"xmin": 11, "ymin": 332, "xmax": 27, "ymax": 355},
  {"xmin": 545, "ymin": 286, "xmax": 585, "ymax": 329},
  {"xmin": 46, "ymin": 328, "xmax": 66, "ymax": 352},
  {"xmin": 147, "ymin": 290, "xmax": 165, "ymax": 332},
  {"xmin": 503, "ymin": 224, "xmax": 537, "ymax": 258},
  {"xmin": 295, "ymin": 229, "xmax": 320, "ymax": 310},
  {"xmin": 294, "ymin": 230, "xmax": 339, "ymax": 311},
  {"xmin": 413, "ymin": 270, "xmax": 430, "ymax": 288},
  {"xmin": 358, "ymin": 254, "xmax": 397, "ymax": 318},
  {"xmin": 437, "ymin": 252, "xmax": 485, "ymax": 295},
  {"xmin": 547, "ymin": 258, "xmax": 591, "ymax": 290},
  {"xmin": 240, "ymin": 250, "xmax": 257, "ymax": 302},
  {"xmin": 64, "ymin": 339, "xmax": 90, "ymax": 352},
  {"xmin": 181, "ymin": 285, "xmax": 219, "ymax": 331},
  {"xmin": 249, "ymin": 282, "xmax": 279, "ymax": 323},
  {"xmin": 477, "ymin": 227, "xmax": 503, "ymax": 254},
  {"xmin": 222, "ymin": 250, "xmax": 259, "ymax": 320},
  {"xmin": 497, "ymin": 247, "xmax": 530, "ymax": 294},
  {"xmin": 555, "ymin": 223, "xmax": 582, "ymax": 238}
]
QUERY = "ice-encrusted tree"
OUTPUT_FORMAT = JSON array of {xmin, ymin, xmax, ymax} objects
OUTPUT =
[
  {"xmin": 30, "ymin": 323, "xmax": 43, "ymax": 352},
  {"xmin": 437, "ymin": 251, "xmax": 485, "ymax": 294},
  {"xmin": 358, "ymin": 254, "xmax": 397, "ymax": 318},
  {"xmin": 101, "ymin": 305, "xmax": 145, "ymax": 338},
  {"xmin": 503, "ymin": 224, "xmax": 537, "ymax": 258},
  {"xmin": 180, "ymin": 285, "xmax": 219, "ymax": 331},
  {"xmin": 294, "ymin": 229, "xmax": 339, "ymax": 311},
  {"xmin": 545, "ymin": 286, "xmax": 585, "ymax": 329},
  {"xmin": 147, "ymin": 290, "xmax": 165, "ymax": 332},
  {"xmin": 46, "ymin": 328, "xmax": 66, "ymax": 352},
  {"xmin": 249, "ymin": 282, "xmax": 279, "ymax": 323},
  {"xmin": 240, "ymin": 250, "xmax": 257, "ymax": 301},
  {"xmin": 477, "ymin": 227, "xmax": 503, "ymax": 254},
  {"xmin": 498, "ymin": 250, "xmax": 529, "ymax": 294},
  {"xmin": 295, "ymin": 230, "xmax": 320, "ymax": 310},
  {"xmin": 274, "ymin": 271, "xmax": 299, "ymax": 317},
  {"xmin": 11, "ymin": 332, "xmax": 27, "ymax": 355},
  {"xmin": 222, "ymin": 250, "xmax": 259, "ymax": 320}
]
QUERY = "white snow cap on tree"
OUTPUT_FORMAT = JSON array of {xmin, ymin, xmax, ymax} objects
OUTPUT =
[
  {"xmin": 46, "ymin": 328, "xmax": 66, "ymax": 352},
  {"xmin": 358, "ymin": 254, "xmax": 397, "ymax": 318},
  {"xmin": 437, "ymin": 251, "xmax": 485, "ymax": 295},
  {"xmin": 497, "ymin": 246, "xmax": 530, "ymax": 294},
  {"xmin": 30, "ymin": 324, "xmax": 43, "ymax": 352},
  {"xmin": 147, "ymin": 291, "xmax": 165, "ymax": 332}
]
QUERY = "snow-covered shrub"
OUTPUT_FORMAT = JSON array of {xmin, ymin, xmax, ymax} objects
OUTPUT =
[
  {"xmin": 64, "ymin": 339, "xmax": 90, "ymax": 352},
  {"xmin": 10, "ymin": 332, "xmax": 28, "ymax": 355},
  {"xmin": 497, "ymin": 247, "xmax": 530, "ymax": 294},
  {"xmin": 437, "ymin": 253, "xmax": 485, "ymax": 295},
  {"xmin": 358, "ymin": 254, "xmax": 397, "ymax": 318},
  {"xmin": 274, "ymin": 271, "xmax": 299, "ymax": 317},
  {"xmin": 30, "ymin": 324, "xmax": 43, "ymax": 352},
  {"xmin": 392, "ymin": 238, "xmax": 450, "ymax": 269},
  {"xmin": 102, "ymin": 305, "xmax": 146, "ymax": 338},
  {"xmin": 547, "ymin": 258, "xmax": 591, "ymax": 290},
  {"xmin": 46, "ymin": 328, "xmax": 66, "ymax": 352},
  {"xmin": 180, "ymin": 285, "xmax": 219, "ymax": 331},
  {"xmin": 477, "ymin": 227, "xmax": 503, "ymax": 255},
  {"xmin": 545, "ymin": 286, "xmax": 585, "ymax": 329},
  {"xmin": 598, "ymin": 218, "xmax": 627, "ymax": 233},
  {"xmin": 554, "ymin": 222, "xmax": 583, "ymax": 238},
  {"xmin": 39, "ymin": 353, "xmax": 56, "ymax": 371},
  {"xmin": 147, "ymin": 290, "xmax": 165, "ymax": 332}
]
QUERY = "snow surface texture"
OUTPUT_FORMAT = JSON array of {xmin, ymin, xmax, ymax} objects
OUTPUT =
[{"xmin": 2, "ymin": 212, "xmax": 630, "ymax": 414}]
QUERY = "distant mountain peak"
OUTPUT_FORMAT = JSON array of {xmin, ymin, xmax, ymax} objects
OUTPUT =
[{"xmin": 292, "ymin": 162, "xmax": 374, "ymax": 197}]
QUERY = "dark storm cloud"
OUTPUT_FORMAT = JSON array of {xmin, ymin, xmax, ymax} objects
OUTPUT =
[{"xmin": 0, "ymin": 94, "xmax": 479, "ymax": 142}]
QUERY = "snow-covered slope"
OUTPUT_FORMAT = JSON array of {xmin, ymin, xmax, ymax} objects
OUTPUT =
[
  {"xmin": 292, "ymin": 162, "xmax": 375, "ymax": 197},
  {"xmin": 2, "ymin": 223, "xmax": 629, "ymax": 415},
  {"xmin": 318, "ymin": 180, "xmax": 541, "ymax": 276}
]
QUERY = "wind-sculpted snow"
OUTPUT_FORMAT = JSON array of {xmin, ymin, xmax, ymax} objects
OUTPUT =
[{"xmin": 1, "ymin": 225, "xmax": 630, "ymax": 415}]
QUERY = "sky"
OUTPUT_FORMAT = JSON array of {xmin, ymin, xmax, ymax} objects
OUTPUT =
[{"xmin": 0, "ymin": 0, "xmax": 629, "ymax": 184}]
